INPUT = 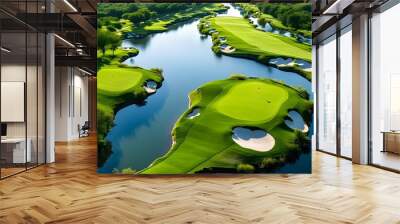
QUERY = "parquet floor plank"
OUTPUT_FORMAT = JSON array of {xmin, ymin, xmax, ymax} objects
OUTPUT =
[{"xmin": 0, "ymin": 135, "xmax": 399, "ymax": 223}]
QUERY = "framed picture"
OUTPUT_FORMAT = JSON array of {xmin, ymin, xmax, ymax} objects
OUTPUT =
[{"xmin": 97, "ymin": 2, "xmax": 313, "ymax": 174}]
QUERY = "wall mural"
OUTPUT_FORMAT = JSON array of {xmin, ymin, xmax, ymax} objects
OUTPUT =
[{"xmin": 97, "ymin": 3, "xmax": 313, "ymax": 174}]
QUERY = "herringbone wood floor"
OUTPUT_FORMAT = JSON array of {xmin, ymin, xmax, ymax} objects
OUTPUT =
[{"xmin": 1, "ymin": 135, "xmax": 400, "ymax": 224}]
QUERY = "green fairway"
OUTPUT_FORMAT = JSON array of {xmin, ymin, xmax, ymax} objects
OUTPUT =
[
  {"xmin": 207, "ymin": 16, "xmax": 311, "ymax": 61},
  {"xmin": 98, "ymin": 66, "xmax": 154, "ymax": 96},
  {"xmin": 214, "ymin": 81, "xmax": 288, "ymax": 122},
  {"xmin": 140, "ymin": 76, "xmax": 313, "ymax": 174}
]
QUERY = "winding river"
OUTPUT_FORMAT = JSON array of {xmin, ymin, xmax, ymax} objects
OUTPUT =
[{"xmin": 98, "ymin": 5, "xmax": 312, "ymax": 173}]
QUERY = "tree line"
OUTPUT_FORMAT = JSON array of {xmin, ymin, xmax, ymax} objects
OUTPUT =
[
  {"xmin": 98, "ymin": 3, "xmax": 212, "ymax": 26},
  {"xmin": 256, "ymin": 3, "xmax": 311, "ymax": 30}
]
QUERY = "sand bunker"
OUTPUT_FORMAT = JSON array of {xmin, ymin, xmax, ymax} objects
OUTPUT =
[
  {"xmin": 269, "ymin": 58, "xmax": 311, "ymax": 69},
  {"xmin": 219, "ymin": 37, "xmax": 227, "ymax": 43},
  {"xmin": 221, "ymin": 46, "xmax": 236, "ymax": 53},
  {"xmin": 232, "ymin": 127, "xmax": 275, "ymax": 152},
  {"xmin": 144, "ymin": 80, "xmax": 157, "ymax": 94},
  {"xmin": 284, "ymin": 111, "xmax": 309, "ymax": 133},
  {"xmin": 187, "ymin": 108, "xmax": 200, "ymax": 119},
  {"xmin": 269, "ymin": 58, "xmax": 293, "ymax": 66},
  {"xmin": 294, "ymin": 59, "xmax": 311, "ymax": 69}
]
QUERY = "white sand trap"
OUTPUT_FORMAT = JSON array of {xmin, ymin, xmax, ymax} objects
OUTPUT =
[
  {"xmin": 144, "ymin": 87, "xmax": 156, "ymax": 93},
  {"xmin": 303, "ymin": 68, "xmax": 312, "ymax": 72},
  {"xmin": 221, "ymin": 46, "xmax": 236, "ymax": 53},
  {"xmin": 284, "ymin": 111, "xmax": 308, "ymax": 133},
  {"xmin": 144, "ymin": 80, "xmax": 157, "ymax": 94},
  {"xmin": 232, "ymin": 127, "xmax": 275, "ymax": 152},
  {"xmin": 187, "ymin": 108, "xmax": 200, "ymax": 119}
]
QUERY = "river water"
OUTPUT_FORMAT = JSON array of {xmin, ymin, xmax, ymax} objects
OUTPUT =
[{"xmin": 98, "ymin": 4, "xmax": 312, "ymax": 173}]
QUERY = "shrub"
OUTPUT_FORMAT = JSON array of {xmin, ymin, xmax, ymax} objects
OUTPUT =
[
  {"xmin": 118, "ymin": 64, "xmax": 128, "ymax": 68},
  {"xmin": 295, "ymin": 130, "xmax": 310, "ymax": 152},
  {"xmin": 260, "ymin": 157, "xmax": 278, "ymax": 168},
  {"xmin": 150, "ymin": 68, "xmax": 163, "ymax": 74},
  {"xmin": 258, "ymin": 17, "xmax": 267, "ymax": 26},
  {"xmin": 295, "ymin": 87, "xmax": 309, "ymax": 99},
  {"xmin": 229, "ymin": 74, "xmax": 248, "ymax": 80},
  {"xmin": 236, "ymin": 163, "xmax": 255, "ymax": 173},
  {"xmin": 212, "ymin": 45, "xmax": 221, "ymax": 54},
  {"xmin": 121, "ymin": 168, "xmax": 136, "ymax": 174}
]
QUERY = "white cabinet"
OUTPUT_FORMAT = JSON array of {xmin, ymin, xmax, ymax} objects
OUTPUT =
[{"xmin": 1, "ymin": 138, "xmax": 32, "ymax": 163}]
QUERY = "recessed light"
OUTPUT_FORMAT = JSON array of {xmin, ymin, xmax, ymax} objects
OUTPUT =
[
  {"xmin": 63, "ymin": 0, "xmax": 78, "ymax": 12},
  {"xmin": 78, "ymin": 67, "xmax": 93, "ymax": 76},
  {"xmin": 1, "ymin": 47, "xmax": 11, "ymax": 53},
  {"xmin": 54, "ymin": 34, "xmax": 75, "ymax": 48}
]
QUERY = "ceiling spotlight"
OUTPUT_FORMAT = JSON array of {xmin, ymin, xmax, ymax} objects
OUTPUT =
[
  {"xmin": 78, "ymin": 67, "xmax": 93, "ymax": 76},
  {"xmin": 63, "ymin": 0, "xmax": 78, "ymax": 12},
  {"xmin": 54, "ymin": 34, "xmax": 75, "ymax": 48},
  {"xmin": 1, "ymin": 47, "xmax": 11, "ymax": 53}
]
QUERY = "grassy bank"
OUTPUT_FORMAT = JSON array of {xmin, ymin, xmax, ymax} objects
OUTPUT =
[{"xmin": 140, "ymin": 76, "xmax": 312, "ymax": 174}]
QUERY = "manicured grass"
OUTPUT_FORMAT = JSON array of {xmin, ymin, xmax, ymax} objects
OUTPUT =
[
  {"xmin": 144, "ymin": 20, "xmax": 171, "ymax": 31},
  {"xmin": 208, "ymin": 16, "xmax": 311, "ymax": 61},
  {"xmin": 214, "ymin": 81, "xmax": 288, "ymax": 122},
  {"xmin": 140, "ymin": 76, "xmax": 313, "ymax": 174},
  {"xmin": 98, "ymin": 66, "xmax": 147, "ymax": 96}
]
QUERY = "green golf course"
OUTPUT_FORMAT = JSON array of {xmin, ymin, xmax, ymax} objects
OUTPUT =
[
  {"xmin": 205, "ymin": 16, "xmax": 311, "ymax": 60},
  {"xmin": 198, "ymin": 16, "xmax": 312, "ymax": 80},
  {"xmin": 97, "ymin": 3, "xmax": 313, "ymax": 174},
  {"xmin": 140, "ymin": 76, "xmax": 312, "ymax": 174}
]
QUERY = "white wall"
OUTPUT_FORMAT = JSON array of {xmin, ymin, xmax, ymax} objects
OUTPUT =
[
  {"xmin": 1, "ymin": 63, "xmax": 46, "ymax": 164},
  {"xmin": 54, "ymin": 66, "xmax": 89, "ymax": 141}
]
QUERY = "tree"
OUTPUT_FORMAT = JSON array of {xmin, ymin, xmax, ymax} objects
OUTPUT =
[
  {"xmin": 97, "ymin": 29, "xmax": 111, "ymax": 55},
  {"xmin": 110, "ymin": 34, "xmax": 122, "ymax": 57},
  {"xmin": 258, "ymin": 17, "xmax": 267, "ymax": 26},
  {"xmin": 286, "ymin": 12, "xmax": 310, "ymax": 30},
  {"xmin": 97, "ymin": 29, "xmax": 120, "ymax": 55},
  {"xmin": 122, "ymin": 7, "xmax": 153, "ymax": 25}
]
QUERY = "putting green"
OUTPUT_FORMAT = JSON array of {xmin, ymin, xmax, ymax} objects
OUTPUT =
[
  {"xmin": 98, "ymin": 67, "xmax": 141, "ymax": 95},
  {"xmin": 213, "ymin": 81, "xmax": 288, "ymax": 122},
  {"xmin": 98, "ymin": 66, "xmax": 159, "ymax": 97},
  {"xmin": 207, "ymin": 16, "xmax": 311, "ymax": 61},
  {"xmin": 140, "ymin": 76, "xmax": 313, "ymax": 174}
]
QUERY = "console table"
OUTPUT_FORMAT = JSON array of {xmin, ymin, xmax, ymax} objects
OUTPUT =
[
  {"xmin": 1, "ymin": 138, "xmax": 32, "ymax": 164},
  {"xmin": 382, "ymin": 131, "xmax": 400, "ymax": 154}
]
